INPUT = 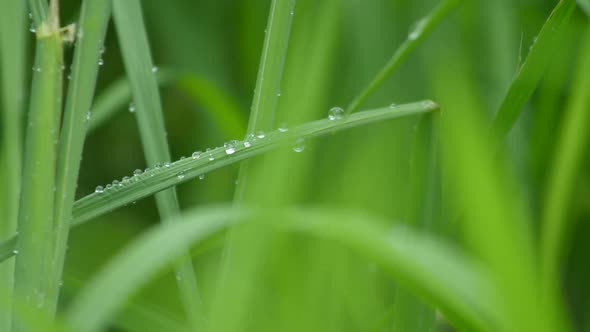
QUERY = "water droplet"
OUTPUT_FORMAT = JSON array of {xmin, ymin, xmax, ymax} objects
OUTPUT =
[
  {"xmin": 207, "ymin": 148, "xmax": 215, "ymax": 161},
  {"xmin": 180, "ymin": 156, "xmax": 186, "ymax": 161},
  {"xmin": 133, "ymin": 169, "xmax": 142, "ymax": 176},
  {"xmin": 112, "ymin": 180, "xmax": 121, "ymax": 187},
  {"xmin": 29, "ymin": 23, "xmax": 36, "ymax": 33},
  {"xmin": 151, "ymin": 66, "xmax": 158, "ymax": 73},
  {"xmin": 122, "ymin": 176, "xmax": 130, "ymax": 182},
  {"xmin": 408, "ymin": 19, "xmax": 426, "ymax": 41},
  {"xmin": 129, "ymin": 102, "xmax": 136, "ymax": 113},
  {"xmin": 95, "ymin": 186, "xmax": 104, "ymax": 193},
  {"xmin": 154, "ymin": 163, "xmax": 161, "ymax": 169},
  {"xmin": 177, "ymin": 172, "xmax": 185, "ymax": 180},
  {"xmin": 199, "ymin": 174, "xmax": 206, "ymax": 180},
  {"xmin": 144, "ymin": 167, "xmax": 150, "ymax": 173},
  {"xmin": 99, "ymin": 45, "xmax": 106, "ymax": 54},
  {"xmin": 98, "ymin": 58, "xmax": 104, "ymax": 66},
  {"xmin": 224, "ymin": 140, "xmax": 238, "ymax": 155},
  {"xmin": 86, "ymin": 111, "xmax": 92, "ymax": 121},
  {"xmin": 277, "ymin": 91, "xmax": 282, "ymax": 97},
  {"xmin": 192, "ymin": 151, "xmax": 201, "ymax": 159},
  {"xmin": 328, "ymin": 107, "xmax": 344, "ymax": 120},
  {"xmin": 421, "ymin": 100, "xmax": 438, "ymax": 111},
  {"xmin": 278, "ymin": 123, "xmax": 289, "ymax": 132},
  {"xmin": 256, "ymin": 131, "xmax": 265, "ymax": 139},
  {"xmin": 164, "ymin": 162, "xmax": 171, "ymax": 168},
  {"xmin": 106, "ymin": 184, "xmax": 112, "ymax": 190},
  {"xmin": 293, "ymin": 138, "xmax": 305, "ymax": 153},
  {"xmin": 28, "ymin": 12, "xmax": 32, "ymax": 19},
  {"xmin": 389, "ymin": 103, "xmax": 397, "ymax": 108},
  {"xmin": 12, "ymin": 249, "xmax": 19, "ymax": 255}
]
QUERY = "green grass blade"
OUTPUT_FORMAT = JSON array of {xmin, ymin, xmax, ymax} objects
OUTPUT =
[
  {"xmin": 541, "ymin": 25, "xmax": 590, "ymax": 289},
  {"xmin": 64, "ymin": 206, "xmax": 500, "ymax": 332},
  {"xmin": 234, "ymin": 0, "xmax": 297, "ymax": 203},
  {"xmin": 88, "ymin": 70, "xmax": 245, "ymax": 138},
  {"xmin": 48, "ymin": 0, "xmax": 112, "ymax": 314},
  {"xmin": 490, "ymin": 0, "xmax": 576, "ymax": 140},
  {"xmin": 28, "ymin": 0, "xmax": 49, "ymax": 27},
  {"xmin": 578, "ymin": 0, "xmax": 590, "ymax": 16},
  {"xmin": 345, "ymin": 0, "xmax": 460, "ymax": 114},
  {"xmin": 12, "ymin": 10, "xmax": 64, "ymax": 330},
  {"xmin": 0, "ymin": 0, "xmax": 28, "ymax": 329},
  {"xmin": 0, "ymin": 101, "xmax": 436, "ymax": 262},
  {"xmin": 112, "ymin": 1, "xmax": 205, "ymax": 328}
]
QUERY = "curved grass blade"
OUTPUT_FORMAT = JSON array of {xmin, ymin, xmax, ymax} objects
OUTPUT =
[
  {"xmin": 64, "ymin": 206, "xmax": 500, "ymax": 332},
  {"xmin": 490, "ymin": 0, "xmax": 576, "ymax": 140},
  {"xmin": 541, "ymin": 25, "xmax": 590, "ymax": 289},
  {"xmin": 48, "ymin": 0, "xmax": 112, "ymax": 314},
  {"xmin": 0, "ymin": 101, "xmax": 436, "ymax": 262},
  {"xmin": 12, "ymin": 3, "xmax": 63, "ymax": 326},
  {"xmin": 345, "ymin": 0, "xmax": 460, "ymax": 114},
  {"xmin": 0, "ymin": 0, "xmax": 28, "ymax": 329},
  {"xmin": 578, "ymin": 0, "xmax": 590, "ymax": 17},
  {"xmin": 88, "ymin": 69, "xmax": 246, "ymax": 139},
  {"xmin": 112, "ymin": 1, "xmax": 204, "ymax": 328}
]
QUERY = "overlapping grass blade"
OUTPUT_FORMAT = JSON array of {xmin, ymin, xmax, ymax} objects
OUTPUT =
[
  {"xmin": 48, "ymin": 0, "xmax": 112, "ymax": 313},
  {"xmin": 65, "ymin": 206, "xmax": 500, "ymax": 332},
  {"xmin": 345, "ymin": 0, "xmax": 460, "ymax": 114},
  {"xmin": 578, "ymin": 0, "xmax": 590, "ymax": 16},
  {"xmin": 88, "ymin": 70, "xmax": 245, "ymax": 138},
  {"xmin": 0, "ymin": 101, "xmax": 436, "ymax": 262},
  {"xmin": 0, "ymin": 0, "xmax": 28, "ymax": 329},
  {"xmin": 112, "ymin": 1, "xmax": 204, "ymax": 328},
  {"xmin": 490, "ymin": 0, "xmax": 576, "ymax": 140},
  {"xmin": 541, "ymin": 25, "xmax": 590, "ymax": 289},
  {"xmin": 12, "ymin": 0, "xmax": 63, "ymax": 326}
]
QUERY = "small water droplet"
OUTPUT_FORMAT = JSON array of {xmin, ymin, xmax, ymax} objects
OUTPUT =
[
  {"xmin": 29, "ymin": 24, "xmax": 36, "ymax": 33},
  {"xmin": 122, "ymin": 176, "xmax": 130, "ymax": 182},
  {"xmin": 256, "ymin": 131, "xmax": 266, "ymax": 139},
  {"xmin": 86, "ymin": 111, "xmax": 92, "ymax": 121},
  {"xmin": 408, "ymin": 19, "xmax": 426, "ymax": 41},
  {"xmin": 177, "ymin": 172, "xmax": 185, "ymax": 180},
  {"xmin": 154, "ymin": 163, "xmax": 161, "ymax": 169},
  {"xmin": 106, "ymin": 184, "xmax": 112, "ymax": 190},
  {"xmin": 199, "ymin": 174, "xmax": 206, "ymax": 180},
  {"xmin": 328, "ymin": 107, "xmax": 344, "ymax": 120},
  {"xmin": 164, "ymin": 162, "xmax": 171, "ymax": 168},
  {"xmin": 389, "ymin": 103, "xmax": 397, "ymax": 108},
  {"xmin": 421, "ymin": 100, "xmax": 438, "ymax": 111},
  {"xmin": 207, "ymin": 148, "xmax": 215, "ymax": 161},
  {"xmin": 151, "ymin": 66, "xmax": 158, "ymax": 73},
  {"xmin": 180, "ymin": 156, "xmax": 186, "ymax": 161},
  {"xmin": 133, "ymin": 169, "xmax": 142, "ymax": 176},
  {"xmin": 192, "ymin": 151, "xmax": 201, "ymax": 159},
  {"xmin": 112, "ymin": 180, "xmax": 121, "ymax": 187},
  {"xmin": 278, "ymin": 123, "xmax": 289, "ymax": 132},
  {"xmin": 293, "ymin": 138, "xmax": 305, "ymax": 153},
  {"xmin": 12, "ymin": 249, "xmax": 19, "ymax": 255},
  {"xmin": 98, "ymin": 58, "xmax": 104, "ymax": 66},
  {"xmin": 129, "ymin": 102, "xmax": 136, "ymax": 113},
  {"xmin": 224, "ymin": 140, "xmax": 238, "ymax": 155},
  {"xmin": 95, "ymin": 186, "xmax": 104, "ymax": 193}
]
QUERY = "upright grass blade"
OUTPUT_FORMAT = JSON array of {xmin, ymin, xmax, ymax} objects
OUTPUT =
[
  {"xmin": 541, "ymin": 25, "xmax": 590, "ymax": 291},
  {"xmin": 112, "ymin": 1, "xmax": 204, "ymax": 328},
  {"xmin": 48, "ymin": 0, "xmax": 112, "ymax": 314},
  {"xmin": 0, "ymin": 101, "xmax": 437, "ymax": 263},
  {"xmin": 578, "ymin": 0, "xmax": 590, "ymax": 16},
  {"xmin": 12, "ymin": 0, "xmax": 63, "ymax": 328},
  {"xmin": 345, "ymin": 0, "xmax": 460, "ymax": 114},
  {"xmin": 490, "ymin": 0, "xmax": 575, "ymax": 140},
  {"xmin": 233, "ymin": 0, "xmax": 297, "ymax": 202},
  {"xmin": 65, "ymin": 206, "xmax": 500, "ymax": 332},
  {"xmin": 0, "ymin": 0, "xmax": 28, "ymax": 329}
]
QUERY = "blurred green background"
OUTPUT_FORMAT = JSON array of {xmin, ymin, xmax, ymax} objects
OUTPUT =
[{"xmin": 15, "ymin": 0, "xmax": 587, "ymax": 331}]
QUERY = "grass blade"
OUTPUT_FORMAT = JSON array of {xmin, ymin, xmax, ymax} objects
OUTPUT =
[
  {"xmin": 345, "ymin": 0, "xmax": 460, "ymax": 114},
  {"xmin": 0, "ymin": 0, "xmax": 28, "ymax": 329},
  {"xmin": 48, "ymin": 0, "xmax": 112, "ymax": 314},
  {"xmin": 12, "ymin": 3, "xmax": 63, "ymax": 327},
  {"xmin": 578, "ymin": 0, "xmax": 590, "ymax": 16},
  {"xmin": 541, "ymin": 25, "xmax": 590, "ymax": 289},
  {"xmin": 65, "ymin": 206, "xmax": 500, "ymax": 332},
  {"xmin": 112, "ymin": 1, "xmax": 204, "ymax": 328},
  {"xmin": 490, "ymin": 0, "xmax": 576, "ymax": 140},
  {"xmin": 0, "ymin": 101, "xmax": 437, "ymax": 262}
]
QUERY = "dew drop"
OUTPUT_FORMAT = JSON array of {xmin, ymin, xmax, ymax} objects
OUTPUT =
[
  {"xmin": 129, "ymin": 102, "xmax": 136, "ymax": 113},
  {"xmin": 206, "ymin": 148, "xmax": 215, "ymax": 161},
  {"xmin": 86, "ymin": 111, "xmax": 92, "ymax": 121},
  {"xmin": 112, "ymin": 180, "xmax": 121, "ymax": 187},
  {"xmin": 224, "ymin": 140, "xmax": 238, "ymax": 155},
  {"xmin": 177, "ymin": 172, "xmax": 185, "ymax": 180},
  {"xmin": 95, "ymin": 186, "xmax": 104, "ymax": 193},
  {"xmin": 328, "ymin": 107, "xmax": 344, "ymax": 120},
  {"xmin": 133, "ymin": 169, "xmax": 142, "ymax": 176},
  {"xmin": 256, "ymin": 131, "xmax": 266, "ymax": 139},
  {"xmin": 164, "ymin": 162, "xmax": 171, "ymax": 168},
  {"xmin": 151, "ymin": 66, "xmax": 159, "ymax": 73},
  {"xmin": 293, "ymin": 138, "xmax": 305, "ymax": 153},
  {"xmin": 199, "ymin": 174, "xmax": 206, "ymax": 180},
  {"xmin": 389, "ymin": 103, "xmax": 397, "ymax": 108},
  {"xmin": 122, "ymin": 176, "xmax": 130, "ymax": 182},
  {"xmin": 12, "ymin": 249, "xmax": 19, "ymax": 255},
  {"xmin": 408, "ymin": 19, "xmax": 426, "ymax": 41},
  {"xmin": 192, "ymin": 151, "xmax": 201, "ymax": 160},
  {"xmin": 421, "ymin": 100, "xmax": 438, "ymax": 111},
  {"xmin": 154, "ymin": 163, "xmax": 161, "ymax": 169},
  {"xmin": 278, "ymin": 123, "xmax": 289, "ymax": 132},
  {"xmin": 98, "ymin": 58, "xmax": 104, "ymax": 66},
  {"xmin": 106, "ymin": 184, "xmax": 112, "ymax": 190}
]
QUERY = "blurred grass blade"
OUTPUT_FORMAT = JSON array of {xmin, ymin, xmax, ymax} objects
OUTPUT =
[
  {"xmin": 65, "ymin": 206, "xmax": 500, "ymax": 332},
  {"xmin": 112, "ymin": 1, "xmax": 205, "ymax": 328},
  {"xmin": 0, "ymin": 0, "xmax": 28, "ymax": 329},
  {"xmin": 345, "ymin": 0, "xmax": 460, "ymax": 114},
  {"xmin": 0, "ymin": 101, "xmax": 436, "ymax": 262},
  {"xmin": 490, "ymin": 0, "xmax": 575, "ymax": 140},
  {"xmin": 88, "ymin": 69, "xmax": 246, "ymax": 138},
  {"xmin": 578, "ymin": 0, "xmax": 590, "ymax": 16},
  {"xmin": 541, "ymin": 25, "xmax": 590, "ymax": 289},
  {"xmin": 12, "ymin": 4, "xmax": 63, "ymax": 327},
  {"xmin": 48, "ymin": 0, "xmax": 112, "ymax": 314}
]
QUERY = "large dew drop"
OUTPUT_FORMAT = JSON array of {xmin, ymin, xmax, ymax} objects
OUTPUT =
[
  {"xmin": 328, "ymin": 107, "xmax": 344, "ymax": 120},
  {"xmin": 224, "ymin": 140, "xmax": 239, "ymax": 155},
  {"xmin": 95, "ymin": 186, "xmax": 104, "ymax": 194}
]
